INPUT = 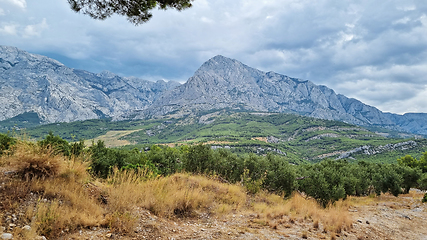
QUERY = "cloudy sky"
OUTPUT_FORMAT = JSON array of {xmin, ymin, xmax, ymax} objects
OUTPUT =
[{"xmin": 1, "ymin": 0, "xmax": 427, "ymax": 114}]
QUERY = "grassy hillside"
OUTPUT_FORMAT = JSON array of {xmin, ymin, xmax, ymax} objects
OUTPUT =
[
  {"xmin": 1, "ymin": 128, "xmax": 426, "ymax": 240},
  {"xmin": 7, "ymin": 109, "xmax": 427, "ymax": 163}
]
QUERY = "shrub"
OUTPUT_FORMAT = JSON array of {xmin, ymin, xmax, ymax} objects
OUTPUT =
[
  {"xmin": 38, "ymin": 132, "xmax": 71, "ymax": 156},
  {"xmin": 423, "ymin": 193, "xmax": 427, "ymax": 203},
  {"xmin": 0, "ymin": 133, "xmax": 16, "ymax": 156},
  {"xmin": 10, "ymin": 142, "xmax": 65, "ymax": 180}
]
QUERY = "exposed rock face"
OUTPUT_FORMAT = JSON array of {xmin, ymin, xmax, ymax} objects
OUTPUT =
[
  {"xmin": 125, "ymin": 55, "xmax": 427, "ymax": 135},
  {"xmin": 0, "ymin": 45, "xmax": 179, "ymax": 123},
  {"xmin": 1, "ymin": 46, "xmax": 426, "ymax": 135}
]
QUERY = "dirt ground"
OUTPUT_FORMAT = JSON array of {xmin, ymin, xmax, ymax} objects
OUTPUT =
[{"xmin": 60, "ymin": 192, "xmax": 427, "ymax": 240}]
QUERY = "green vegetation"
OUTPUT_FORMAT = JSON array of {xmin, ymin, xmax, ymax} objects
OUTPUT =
[
  {"xmin": 0, "ymin": 132, "xmax": 15, "ymax": 155},
  {"xmin": 10, "ymin": 110, "xmax": 425, "ymax": 165},
  {"xmin": 0, "ymin": 111, "xmax": 42, "ymax": 131},
  {"xmin": 3, "ymin": 132, "xmax": 426, "ymax": 207}
]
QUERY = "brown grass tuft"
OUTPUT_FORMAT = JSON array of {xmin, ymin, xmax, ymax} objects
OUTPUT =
[
  {"xmin": 106, "ymin": 171, "xmax": 247, "ymax": 218},
  {"xmin": 302, "ymin": 230, "xmax": 308, "ymax": 239},
  {"xmin": 313, "ymin": 220, "xmax": 319, "ymax": 229},
  {"xmin": 251, "ymin": 192, "xmax": 352, "ymax": 234},
  {"xmin": 9, "ymin": 142, "xmax": 65, "ymax": 180},
  {"xmin": 107, "ymin": 211, "xmax": 137, "ymax": 233}
]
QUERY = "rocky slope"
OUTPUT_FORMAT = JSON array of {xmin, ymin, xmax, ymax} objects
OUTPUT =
[
  {"xmin": 0, "ymin": 45, "xmax": 179, "ymax": 124},
  {"xmin": 123, "ymin": 55, "xmax": 427, "ymax": 135},
  {"xmin": 1, "ymin": 46, "xmax": 426, "ymax": 135}
]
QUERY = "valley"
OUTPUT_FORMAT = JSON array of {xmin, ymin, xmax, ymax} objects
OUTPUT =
[{"xmin": 8, "ymin": 109, "xmax": 426, "ymax": 165}]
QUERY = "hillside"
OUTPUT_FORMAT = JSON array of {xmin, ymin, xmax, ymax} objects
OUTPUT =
[
  {"xmin": 18, "ymin": 110, "xmax": 427, "ymax": 164},
  {"xmin": 1, "ymin": 142, "xmax": 426, "ymax": 240},
  {"xmin": 0, "ymin": 45, "xmax": 179, "ymax": 125},
  {"xmin": 1, "ymin": 46, "xmax": 427, "ymax": 135}
]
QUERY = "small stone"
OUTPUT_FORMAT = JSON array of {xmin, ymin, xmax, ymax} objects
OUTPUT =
[
  {"xmin": 357, "ymin": 219, "xmax": 362, "ymax": 223},
  {"xmin": 1, "ymin": 233, "xmax": 13, "ymax": 240},
  {"xmin": 8, "ymin": 224, "xmax": 16, "ymax": 228},
  {"xmin": 366, "ymin": 220, "xmax": 370, "ymax": 224},
  {"xmin": 35, "ymin": 236, "xmax": 47, "ymax": 240},
  {"xmin": 106, "ymin": 233, "xmax": 113, "ymax": 238},
  {"xmin": 22, "ymin": 225, "xmax": 31, "ymax": 231}
]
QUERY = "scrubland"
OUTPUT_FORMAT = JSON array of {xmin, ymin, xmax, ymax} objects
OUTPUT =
[{"xmin": 1, "ymin": 140, "xmax": 426, "ymax": 239}]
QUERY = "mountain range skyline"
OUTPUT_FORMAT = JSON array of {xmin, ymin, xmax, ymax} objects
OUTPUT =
[
  {"xmin": 1, "ymin": 0, "xmax": 427, "ymax": 115},
  {"xmin": 1, "ymin": 45, "xmax": 427, "ymax": 136}
]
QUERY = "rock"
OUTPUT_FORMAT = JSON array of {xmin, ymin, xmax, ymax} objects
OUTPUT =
[
  {"xmin": 0, "ymin": 45, "xmax": 180, "ymax": 125},
  {"xmin": 106, "ymin": 233, "xmax": 113, "ymax": 238},
  {"xmin": 1, "ymin": 233, "xmax": 13, "ymax": 240},
  {"xmin": 1, "ymin": 46, "xmax": 427, "ymax": 135},
  {"xmin": 366, "ymin": 220, "xmax": 370, "ymax": 224},
  {"xmin": 8, "ymin": 224, "xmax": 15, "ymax": 228},
  {"xmin": 22, "ymin": 225, "xmax": 31, "ymax": 231},
  {"xmin": 122, "ymin": 55, "xmax": 427, "ymax": 135},
  {"xmin": 35, "ymin": 236, "xmax": 47, "ymax": 240}
]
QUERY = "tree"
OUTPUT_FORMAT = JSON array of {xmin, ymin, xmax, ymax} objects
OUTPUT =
[
  {"xmin": 68, "ymin": 0, "xmax": 194, "ymax": 25},
  {"xmin": 419, "ymin": 151, "xmax": 427, "ymax": 173},
  {"xmin": 397, "ymin": 155, "xmax": 419, "ymax": 169}
]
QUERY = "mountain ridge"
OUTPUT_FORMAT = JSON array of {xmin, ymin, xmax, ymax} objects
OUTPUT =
[
  {"xmin": 120, "ymin": 54, "xmax": 427, "ymax": 135},
  {"xmin": 1, "ymin": 46, "xmax": 426, "ymax": 135},
  {"xmin": 0, "ymin": 45, "xmax": 180, "ymax": 124}
]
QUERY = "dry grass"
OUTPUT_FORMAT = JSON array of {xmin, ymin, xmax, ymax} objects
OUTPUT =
[
  {"xmin": 106, "ymin": 171, "xmax": 247, "ymax": 218},
  {"xmin": 85, "ymin": 130, "xmax": 140, "ymax": 148},
  {"xmin": 0, "ymin": 142, "xmax": 106, "ymax": 239},
  {"xmin": 4, "ymin": 141, "xmax": 405, "ymax": 239},
  {"xmin": 8, "ymin": 142, "xmax": 65, "ymax": 180},
  {"xmin": 251, "ymin": 192, "xmax": 353, "ymax": 234}
]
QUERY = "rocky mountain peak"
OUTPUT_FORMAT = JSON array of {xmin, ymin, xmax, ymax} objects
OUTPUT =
[{"xmin": 1, "ymin": 46, "xmax": 426, "ymax": 135}]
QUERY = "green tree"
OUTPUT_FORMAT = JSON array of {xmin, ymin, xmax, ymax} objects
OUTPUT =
[
  {"xmin": 0, "ymin": 133, "xmax": 16, "ymax": 156},
  {"xmin": 397, "ymin": 155, "xmax": 419, "ymax": 168},
  {"xmin": 68, "ymin": 0, "xmax": 194, "ymax": 25},
  {"xmin": 183, "ymin": 144, "xmax": 214, "ymax": 173},
  {"xmin": 264, "ymin": 154, "xmax": 296, "ymax": 197},
  {"xmin": 38, "ymin": 131, "xmax": 71, "ymax": 156},
  {"xmin": 419, "ymin": 152, "xmax": 427, "ymax": 173},
  {"xmin": 393, "ymin": 164, "xmax": 421, "ymax": 194}
]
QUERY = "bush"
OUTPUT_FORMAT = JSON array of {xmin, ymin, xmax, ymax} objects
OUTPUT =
[
  {"xmin": 418, "ymin": 173, "xmax": 427, "ymax": 190},
  {"xmin": 38, "ymin": 132, "xmax": 71, "ymax": 156},
  {"xmin": 11, "ymin": 142, "xmax": 65, "ymax": 180},
  {"xmin": 423, "ymin": 193, "xmax": 427, "ymax": 203},
  {"xmin": 0, "ymin": 133, "xmax": 16, "ymax": 156}
]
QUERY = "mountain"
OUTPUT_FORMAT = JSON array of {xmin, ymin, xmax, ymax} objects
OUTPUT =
[
  {"xmin": 0, "ymin": 45, "xmax": 180, "ymax": 124},
  {"xmin": 120, "ymin": 55, "xmax": 427, "ymax": 135},
  {"xmin": 1, "ymin": 46, "xmax": 426, "ymax": 135}
]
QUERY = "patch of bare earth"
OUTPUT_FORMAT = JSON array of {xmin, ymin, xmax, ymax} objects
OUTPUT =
[{"xmin": 59, "ymin": 192, "xmax": 427, "ymax": 240}]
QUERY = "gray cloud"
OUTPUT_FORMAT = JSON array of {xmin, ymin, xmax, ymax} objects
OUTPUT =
[{"xmin": 1, "ymin": 0, "xmax": 426, "ymax": 114}]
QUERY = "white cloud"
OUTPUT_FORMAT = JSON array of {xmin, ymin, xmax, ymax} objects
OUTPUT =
[
  {"xmin": 23, "ymin": 18, "xmax": 48, "ymax": 38},
  {"xmin": 0, "ymin": 0, "xmax": 26, "ymax": 9},
  {"xmin": 1, "ymin": 0, "xmax": 427, "ymax": 114},
  {"xmin": 0, "ymin": 24, "xmax": 17, "ymax": 35},
  {"xmin": 0, "ymin": 8, "xmax": 4, "ymax": 15}
]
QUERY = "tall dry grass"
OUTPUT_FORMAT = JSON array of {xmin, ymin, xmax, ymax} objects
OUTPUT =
[
  {"xmin": 7, "ymin": 141, "xmax": 65, "ymax": 180},
  {"xmin": 1, "ymin": 142, "xmax": 106, "ymax": 239},
  {"xmin": 106, "ymin": 170, "xmax": 247, "ymax": 218},
  {"xmin": 1, "ymin": 141, "xmax": 361, "ymax": 239},
  {"xmin": 251, "ymin": 192, "xmax": 353, "ymax": 234}
]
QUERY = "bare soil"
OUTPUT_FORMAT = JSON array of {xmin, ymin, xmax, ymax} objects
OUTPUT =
[{"xmin": 59, "ymin": 192, "xmax": 427, "ymax": 240}]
